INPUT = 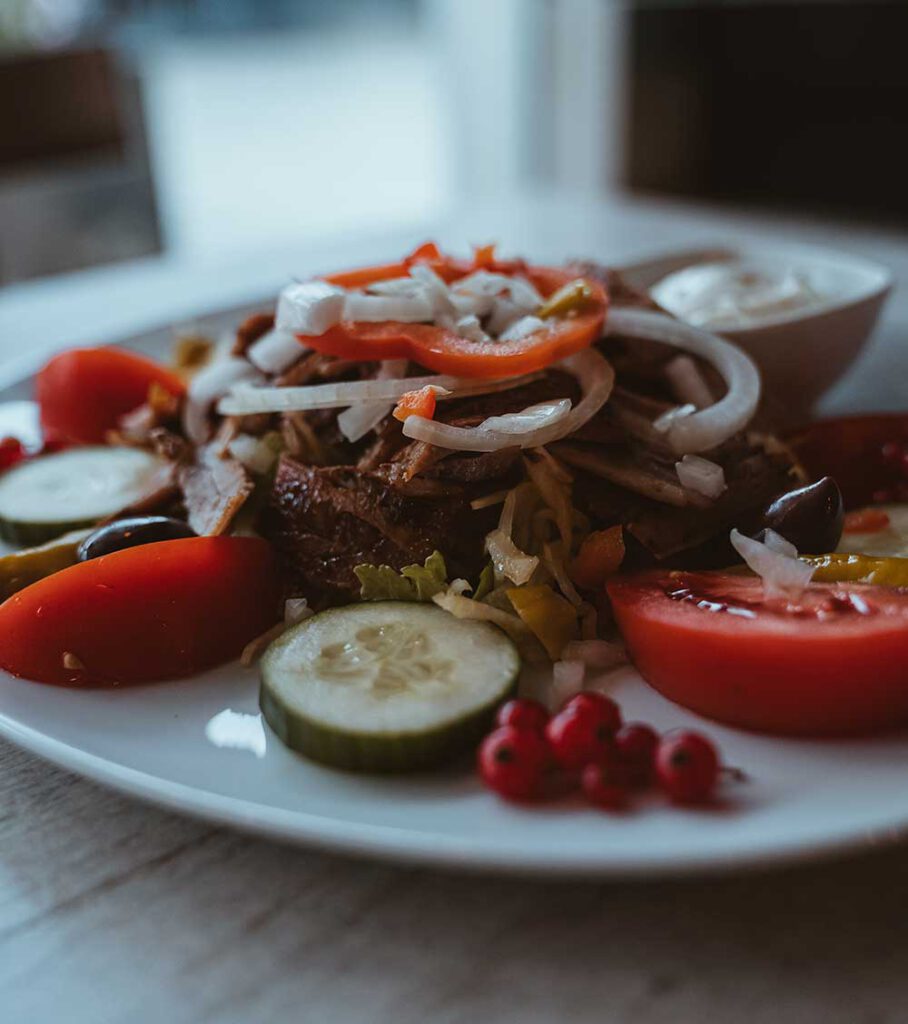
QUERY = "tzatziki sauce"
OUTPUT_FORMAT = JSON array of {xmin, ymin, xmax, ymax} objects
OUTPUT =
[{"xmin": 650, "ymin": 261, "xmax": 829, "ymax": 329}]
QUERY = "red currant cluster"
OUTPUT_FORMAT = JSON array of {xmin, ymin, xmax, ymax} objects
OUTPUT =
[
  {"xmin": 874, "ymin": 441, "xmax": 908, "ymax": 503},
  {"xmin": 0, "ymin": 436, "xmax": 25, "ymax": 472},
  {"xmin": 478, "ymin": 692, "xmax": 722, "ymax": 809}
]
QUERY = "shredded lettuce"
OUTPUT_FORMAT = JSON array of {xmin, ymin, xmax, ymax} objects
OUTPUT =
[
  {"xmin": 473, "ymin": 561, "xmax": 495, "ymax": 601},
  {"xmin": 355, "ymin": 551, "xmax": 448, "ymax": 602}
]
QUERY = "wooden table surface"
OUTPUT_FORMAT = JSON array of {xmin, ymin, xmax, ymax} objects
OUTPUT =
[{"xmin": 2, "ymin": 192, "xmax": 908, "ymax": 1023}]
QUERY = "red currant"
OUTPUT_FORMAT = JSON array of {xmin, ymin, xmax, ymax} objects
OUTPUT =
[
  {"xmin": 546, "ymin": 693, "xmax": 621, "ymax": 770},
  {"xmin": 478, "ymin": 726, "xmax": 550, "ymax": 801},
  {"xmin": 615, "ymin": 723, "xmax": 659, "ymax": 787},
  {"xmin": 581, "ymin": 761, "xmax": 628, "ymax": 810},
  {"xmin": 0, "ymin": 436, "xmax": 25, "ymax": 471},
  {"xmin": 496, "ymin": 698, "xmax": 549, "ymax": 734},
  {"xmin": 655, "ymin": 731, "xmax": 720, "ymax": 804},
  {"xmin": 562, "ymin": 691, "xmax": 622, "ymax": 729}
]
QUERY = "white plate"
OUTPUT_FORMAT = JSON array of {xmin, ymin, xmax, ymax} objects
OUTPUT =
[{"xmin": 2, "ymin": 312, "xmax": 908, "ymax": 878}]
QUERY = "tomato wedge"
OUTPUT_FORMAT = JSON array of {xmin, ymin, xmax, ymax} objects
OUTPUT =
[
  {"xmin": 37, "ymin": 347, "xmax": 186, "ymax": 446},
  {"xmin": 301, "ymin": 265, "xmax": 608, "ymax": 379},
  {"xmin": 0, "ymin": 537, "xmax": 281, "ymax": 687},
  {"xmin": 608, "ymin": 570, "xmax": 908, "ymax": 736},
  {"xmin": 788, "ymin": 413, "xmax": 908, "ymax": 508}
]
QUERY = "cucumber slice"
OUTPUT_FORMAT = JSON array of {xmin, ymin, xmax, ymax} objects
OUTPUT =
[
  {"xmin": 260, "ymin": 602, "xmax": 520, "ymax": 772},
  {"xmin": 0, "ymin": 528, "xmax": 92, "ymax": 601},
  {"xmin": 0, "ymin": 446, "xmax": 168, "ymax": 545}
]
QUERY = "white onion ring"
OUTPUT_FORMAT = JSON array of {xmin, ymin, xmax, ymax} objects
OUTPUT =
[
  {"xmin": 401, "ymin": 348, "xmax": 615, "ymax": 453},
  {"xmin": 217, "ymin": 370, "xmax": 543, "ymax": 416},
  {"xmin": 606, "ymin": 309, "xmax": 760, "ymax": 454}
]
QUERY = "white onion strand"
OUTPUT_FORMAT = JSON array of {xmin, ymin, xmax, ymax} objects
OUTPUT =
[
  {"xmin": 606, "ymin": 308, "xmax": 760, "ymax": 454},
  {"xmin": 401, "ymin": 348, "xmax": 614, "ymax": 453}
]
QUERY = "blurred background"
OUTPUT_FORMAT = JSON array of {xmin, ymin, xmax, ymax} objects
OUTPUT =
[{"xmin": 1, "ymin": 0, "xmax": 906, "ymax": 285}]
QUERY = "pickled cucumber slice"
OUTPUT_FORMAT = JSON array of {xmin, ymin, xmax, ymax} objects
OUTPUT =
[
  {"xmin": 0, "ymin": 446, "xmax": 168, "ymax": 545},
  {"xmin": 0, "ymin": 528, "xmax": 91, "ymax": 601},
  {"xmin": 260, "ymin": 602, "xmax": 520, "ymax": 772}
]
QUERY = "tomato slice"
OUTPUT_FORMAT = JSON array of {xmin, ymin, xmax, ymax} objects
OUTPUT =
[
  {"xmin": 37, "ymin": 347, "xmax": 186, "ymax": 446},
  {"xmin": 608, "ymin": 570, "xmax": 908, "ymax": 736},
  {"xmin": 301, "ymin": 265, "xmax": 608, "ymax": 379},
  {"xmin": 788, "ymin": 414, "xmax": 908, "ymax": 508},
  {"xmin": 0, "ymin": 537, "xmax": 281, "ymax": 687}
]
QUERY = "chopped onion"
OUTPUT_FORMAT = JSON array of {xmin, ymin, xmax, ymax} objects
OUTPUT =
[
  {"xmin": 486, "ymin": 295, "xmax": 525, "ymax": 336},
  {"xmin": 653, "ymin": 403, "xmax": 696, "ymax": 434},
  {"xmin": 499, "ymin": 315, "xmax": 546, "ymax": 343},
  {"xmin": 247, "ymin": 328, "xmax": 306, "ymax": 375},
  {"xmin": 452, "ymin": 270, "xmax": 542, "ymax": 305},
  {"xmin": 342, "ymin": 291, "xmax": 433, "ymax": 323},
  {"xmin": 336, "ymin": 359, "xmax": 408, "ymax": 442},
  {"xmin": 606, "ymin": 308, "xmax": 760, "ymax": 454},
  {"xmin": 284, "ymin": 597, "xmax": 313, "ymax": 624},
  {"xmin": 218, "ymin": 369, "xmax": 542, "ymax": 416},
  {"xmin": 276, "ymin": 280, "xmax": 346, "ymax": 335},
  {"xmin": 184, "ymin": 358, "xmax": 264, "ymax": 444},
  {"xmin": 485, "ymin": 528, "xmax": 539, "ymax": 585},
  {"xmin": 402, "ymin": 348, "xmax": 615, "ymax": 453},
  {"xmin": 551, "ymin": 660, "xmax": 586, "ymax": 706},
  {"xmin": 228, "ymin": 433, "xmax": 280, "ymax": 475},
  {"xmin": 730, "ymin": 527, "xmax": 814, "ymax": 601},
  {"xmin": 562, "ymin": 639, "xmax": 628, "ymax": 670},
  {"xmin": 762, "ymin": 528, "xmax": 798, "ymax": 558},
  {"xmin": 676, "ymin": 453, "xmax": 727, "ymax": 499},
  {"xmin": 455, "ymin": 314, "xmax": 491, "ymax": 344},
  {"xmin": 665, "ymin": 354, "xmax": 714, "ymax": 409},
  {"xmin": 408, "ymin": 263, "xmax": 457, "ymax": 318},
  {"xmin": 366, "ymin": 276, "xmax": 424, "ymax": 296}
]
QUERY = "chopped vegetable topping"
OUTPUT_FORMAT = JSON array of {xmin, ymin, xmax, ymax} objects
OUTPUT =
[
  {"xmin": 570, "ymin": 526, "xmax": 625, "ymax": 590},
  {"xmin": 843, "ymin": 508, "xmax": 891, "ymax": 534},
  {"xmin": 392, "ymin": 386, "xmax": 438, "ymax": 423},
  {"xmin": 507, "ymin": 584, "xmax": 579, "ymax": 661},
  {"xmin": 355, "ymin": 550, "xmax": 449, "ymax": 602}
]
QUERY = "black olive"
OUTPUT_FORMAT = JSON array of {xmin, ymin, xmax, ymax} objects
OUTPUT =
[
  {"xmin": 77, "ymin": 516, "xmax": 197, "ymax": 561},
  {"xmin": 759, "ymin": 476, "xmax": 844, "ymax": 554}
]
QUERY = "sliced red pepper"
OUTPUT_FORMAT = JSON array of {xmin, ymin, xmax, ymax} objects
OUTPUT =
[
  {"xmin": 393, "ymin": 386, "xmax": 438, "ymax": 422},
  {"xmin": 570, "ymin": 526, "xmax": 625, "ymax": 590},
  {"xmin": 843, "ymin": 508, "xmax": 891, "ymax": 534},
  {"xmin": 302, "ymin": 264, "xmax": 608, "ymax": 379}
]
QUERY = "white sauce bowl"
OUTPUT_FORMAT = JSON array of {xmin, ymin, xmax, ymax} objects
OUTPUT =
[{"xmin": 620, "ymin": 243, "xmax": 893, "ymax": 428}]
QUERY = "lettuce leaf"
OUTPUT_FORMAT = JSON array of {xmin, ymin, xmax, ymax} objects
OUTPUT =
[{"xmin": 355, "ymin": 551, "xmax": 448, "ymax": 602}]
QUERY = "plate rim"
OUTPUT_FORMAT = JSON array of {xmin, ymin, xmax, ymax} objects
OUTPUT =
[{"xmin": 3, "ymin": 707, "xmax": 906, "ymax": 879}]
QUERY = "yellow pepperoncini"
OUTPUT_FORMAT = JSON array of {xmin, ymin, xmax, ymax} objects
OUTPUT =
[{"xmin": 507, "ymin": 584, "xmax": 579, "ymax": 661}]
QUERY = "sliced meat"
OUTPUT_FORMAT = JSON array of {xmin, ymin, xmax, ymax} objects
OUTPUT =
[
  {"xmin": 179, "ymin": 444, "xmax": 254, "ymax": 535},
  {"xmin": 265, "ymin": 457, "xmax": 496, "ymax": 603}
]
